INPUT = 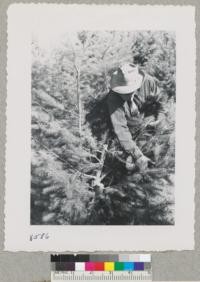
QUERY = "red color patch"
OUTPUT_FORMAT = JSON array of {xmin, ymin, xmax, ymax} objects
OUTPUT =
[{"xmin": 94, "ymin": 262, "xmax": 104, "ymax": 271}]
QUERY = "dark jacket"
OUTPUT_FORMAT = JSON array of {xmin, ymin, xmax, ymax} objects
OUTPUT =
[{"xmin": 107, "ymin": 73, "xmax": 163, "ymax": 154}]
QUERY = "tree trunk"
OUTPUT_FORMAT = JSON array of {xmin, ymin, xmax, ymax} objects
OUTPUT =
[{"xmin": 75, "ymin": 65, "xmax": 82, "ymax": 136}]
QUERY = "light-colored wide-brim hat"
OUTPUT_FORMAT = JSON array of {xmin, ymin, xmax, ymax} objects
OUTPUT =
[{"xmin": 110, "ymin": 63, "xmax": 143, "ymax": 94}]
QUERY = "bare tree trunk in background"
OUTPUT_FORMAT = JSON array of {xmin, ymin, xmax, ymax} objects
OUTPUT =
[
  {"xmin": 74, "ymin": 64, "xmax": 82, "ymax": 136},
  {"xmin": 69, "ymin": 34, "xmax": 82, "ymax": 137},
  {"xmin": 101, "ymin": 32, "xmax": 116, "ymax": 93}
]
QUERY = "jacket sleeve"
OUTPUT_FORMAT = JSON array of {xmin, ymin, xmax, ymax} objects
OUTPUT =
[{"xmin": 107, "ymin": 92, "xmax": 142, "ymax": 157}]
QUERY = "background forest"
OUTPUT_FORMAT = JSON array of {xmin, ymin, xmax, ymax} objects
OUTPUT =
[{"xmin": 31, "ymin": 31, "xmax": 176, "ymax": 225}]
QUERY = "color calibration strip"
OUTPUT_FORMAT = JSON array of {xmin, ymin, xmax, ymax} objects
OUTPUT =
[
  {"xmin": 51, "ymin": 254, "xmax": 152, "ymax": 281},
  {"xmin": 52, "ymin": 261, "xmax": 150, "ymax": 271}
]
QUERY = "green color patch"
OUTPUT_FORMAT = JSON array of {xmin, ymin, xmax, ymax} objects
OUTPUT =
[{"xmin": 114, "ymin": 262, "xmax": 124, "ymax": 271}]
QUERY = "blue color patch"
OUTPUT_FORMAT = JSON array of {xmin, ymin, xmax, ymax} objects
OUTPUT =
[{"xmin": 123, "ymin": 262, "xmax": 134, "ymax": 271}]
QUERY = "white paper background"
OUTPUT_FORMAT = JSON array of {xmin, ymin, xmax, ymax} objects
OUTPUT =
[{"xmin": 5, "ymin": 4, "xmax": 195, "ymax": 251}]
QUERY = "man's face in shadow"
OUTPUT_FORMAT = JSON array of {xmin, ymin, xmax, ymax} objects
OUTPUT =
[{"xmin": 118, "ymin": 92, "xmax": 134, "ymax": 101}]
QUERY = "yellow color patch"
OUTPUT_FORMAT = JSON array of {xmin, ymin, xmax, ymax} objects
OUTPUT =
[{"xmin": 104, "ymin": 262, "xmax": 114, "ymax": 271}]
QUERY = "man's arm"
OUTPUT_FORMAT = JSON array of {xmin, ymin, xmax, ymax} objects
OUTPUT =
[{"xmin": 107, "ymin": 92, "xmax": 143, "ymax": 159}]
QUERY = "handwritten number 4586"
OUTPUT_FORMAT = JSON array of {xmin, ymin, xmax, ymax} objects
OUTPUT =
[{"xmin": 30, "ymin": 233, "xmax": 49, "ymax": 241}]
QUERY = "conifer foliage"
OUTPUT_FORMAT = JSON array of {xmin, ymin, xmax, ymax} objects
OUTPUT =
[{"xmin": 31, "ymin": 31, "xmax": 175, "ymax": 225}]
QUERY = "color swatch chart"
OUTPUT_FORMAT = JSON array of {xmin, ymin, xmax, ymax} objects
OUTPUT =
[{"xmin": 51, "ymin": 254, "xmax": 152, "ymax": 281}]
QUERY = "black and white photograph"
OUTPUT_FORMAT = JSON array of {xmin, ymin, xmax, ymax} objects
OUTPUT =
[
  {"xmin": 31, "ymin": 30, "xmax": 176, "ymax": 225},
  {"xmin": 5, "ymin": 4, "xmax": 195, "ymax": 251}
]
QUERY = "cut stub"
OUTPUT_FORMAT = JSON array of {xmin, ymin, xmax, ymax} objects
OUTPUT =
[{"xmin": 125, "ymin": 155, "xmax": 136, "ymax": 171}]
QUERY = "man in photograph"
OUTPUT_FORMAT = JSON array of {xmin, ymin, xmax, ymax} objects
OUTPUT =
[{"xmin": 107, "ymin": 63, "xmax": 164, "ymax": 171}]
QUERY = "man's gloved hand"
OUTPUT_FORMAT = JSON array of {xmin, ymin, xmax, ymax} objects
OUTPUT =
[
  {"xmin": 148, "ymin": 120, "xmax": 160, "ymax": 128},
  {"xmin": 135, "ymin": 154, "xmax": 154, "ymax": 172}
]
